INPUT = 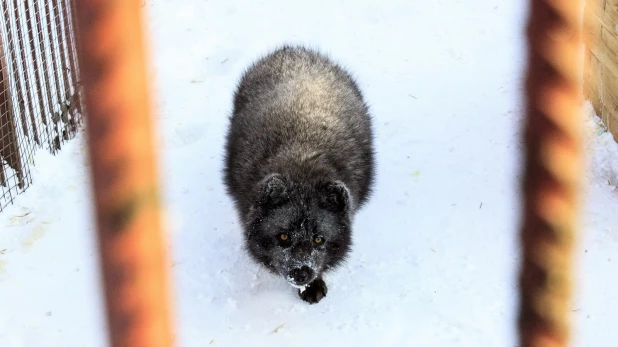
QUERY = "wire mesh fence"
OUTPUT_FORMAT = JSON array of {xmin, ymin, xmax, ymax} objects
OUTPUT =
[{"xmin": 0, "ymin": 0, "xmax": 82, "ymax": 211}]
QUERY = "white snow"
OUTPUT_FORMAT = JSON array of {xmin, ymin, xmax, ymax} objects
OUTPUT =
[{"xmin": 1, "ymin": 0, "xmax": 618, "ymax": 346}]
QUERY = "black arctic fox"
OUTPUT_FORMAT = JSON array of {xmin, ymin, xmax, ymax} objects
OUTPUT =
[{"xmin": 223, "ymin": 45, "xmax": 375, "ymax": 304}]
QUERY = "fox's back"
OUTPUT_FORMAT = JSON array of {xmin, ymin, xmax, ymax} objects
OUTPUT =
[{"xmin": 224, "ymin": 45, "xmax": 375, "ymax": 216}]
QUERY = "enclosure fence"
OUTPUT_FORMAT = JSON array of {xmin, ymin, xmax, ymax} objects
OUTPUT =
[
  {"xmin": 0, "ymin": 0, "xmax": 587, "ymax": 345},
  {"xmin": 0, "ymin": 0, "xmax": 82, "ymax": 211}
]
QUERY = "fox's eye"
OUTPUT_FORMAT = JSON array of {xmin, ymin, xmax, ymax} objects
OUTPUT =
[
  {"xmin": 277, "ymin": 233, "xmax": 292, "ymax": 247},
  {"xmin": 313, "ymin": 236, "xmax": 324, "ymax": 244}
]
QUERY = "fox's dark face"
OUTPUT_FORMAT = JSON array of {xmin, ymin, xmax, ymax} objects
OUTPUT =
[{"xmin": 244, "ymin": 174, "xmax": 352, "ymax": 287}]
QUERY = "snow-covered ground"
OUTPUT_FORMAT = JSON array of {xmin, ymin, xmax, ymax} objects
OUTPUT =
[{"xmin": 2, "ymin": 0, "xmax": 618, "ymax": 346}]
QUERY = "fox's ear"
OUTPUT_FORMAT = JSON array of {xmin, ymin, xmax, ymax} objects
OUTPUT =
[
  {"xmin": 256, "ymin": 174, "xmax": 289, "ymax": 209},
  {"xmin": 318, "ymin": 181, "xmax": 351, "ymax": 214}
]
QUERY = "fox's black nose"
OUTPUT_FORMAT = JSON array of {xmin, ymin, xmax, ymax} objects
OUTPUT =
[{"xmin": 289, "ymin": 266, "xmax": 313, "ymax": 285}]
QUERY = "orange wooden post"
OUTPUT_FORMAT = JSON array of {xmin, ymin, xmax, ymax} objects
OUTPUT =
[
  {"xmin": 519, "ymin": 0, "xmax": 583, "ymax": 346},
  {"xmin": 71, "ymin": 1, "xmax": 175, "ymax": 347}
]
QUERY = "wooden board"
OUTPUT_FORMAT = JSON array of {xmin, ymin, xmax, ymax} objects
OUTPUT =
[{"xmin": 584, "ymin": 0, "xmax": 618, "ymax": 141}]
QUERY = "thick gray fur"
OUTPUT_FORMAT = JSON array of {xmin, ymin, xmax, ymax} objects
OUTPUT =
[{"xmin": 223, "ymin": 44, "xmax": 375, "ymax": 304}]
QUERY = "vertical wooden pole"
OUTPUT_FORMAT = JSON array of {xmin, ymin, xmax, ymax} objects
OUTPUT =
[
  {"xmin": 1, "ymin": 30, "xmax": 23, "ymax": 190},
  {"xmin": 71, "ymin": 1, "xmax": 175, "ymax": 347},
  {"xmin": 12, "ymin": 0, "xmax": 41, "ymax": 145},
  {"xmin": 519, "ymin": 0, "xmax": 583, "ymax": 346}
]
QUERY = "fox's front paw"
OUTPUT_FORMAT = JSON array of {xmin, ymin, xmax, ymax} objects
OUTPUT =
[{"xmin": 299, "ymin": 277, "xmax": 328, "ymax": 304}]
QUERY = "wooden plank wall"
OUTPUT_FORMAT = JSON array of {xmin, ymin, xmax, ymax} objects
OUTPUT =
[{"xmin": 584, "ymin": 0, "xmax": 618, "ymax": 141}]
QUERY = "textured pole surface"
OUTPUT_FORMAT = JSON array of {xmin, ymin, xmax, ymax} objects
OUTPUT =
[
  {"xmin": 72, "ymin": 1, "xmax": 175, "ymax": 347},
  {"xmin": 520, "ymin": 0, "xmax": 583, "ymax": 346}
]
